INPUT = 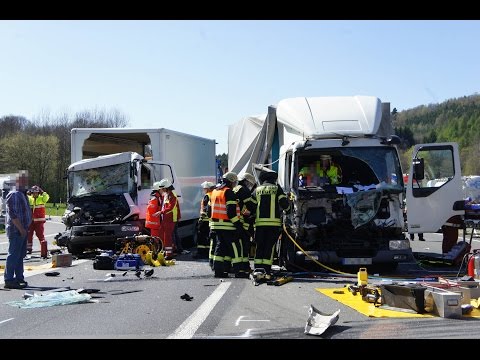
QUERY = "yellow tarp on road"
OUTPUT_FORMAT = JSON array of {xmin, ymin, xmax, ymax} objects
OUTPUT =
[{"xmin": 317, "ymin": 287, "xmax": 480, "ymax": 318}]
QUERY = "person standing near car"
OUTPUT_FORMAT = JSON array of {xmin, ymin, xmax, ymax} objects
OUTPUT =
[
  {"xmin": 4, "ymin": 171, "xmax": 32, "ymax": 289},
  {"xmin": 27, "ymin": 185, "xmax": 50, "ymax": 258}
]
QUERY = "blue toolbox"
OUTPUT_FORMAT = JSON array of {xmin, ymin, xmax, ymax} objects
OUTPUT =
[{"xmin": 115, "ymin": 253, "xmax": 144, "ymax": 270}]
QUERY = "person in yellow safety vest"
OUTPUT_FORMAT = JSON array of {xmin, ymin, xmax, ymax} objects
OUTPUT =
[
  {"xmin": 194, "ymin": 181, "xmax": 215, "ymax": 260},
  {"xmin": 233, "ymin": 172, "xmax": 257, "ymax": 276},
  {"xmin": 157, "ymin": 178, "xmax": 180, "ymax": 260},
  {"xmin": 299, "ymin": 154, "xmax": 342, "ymax": 186},
  {"xmin": 145, "ymin": 183, "xmax": 163, "ymax": 238},
  {"xmin": 252, "ymin": 168, "xmax": 290, "ymax": 279},
  {"xmin": 207, "ymin": 171, "xmax": 243, "ymax": 278},
  {"xmin": 27, "ymin": 185, "xmax": 50, "ymax": 258}
]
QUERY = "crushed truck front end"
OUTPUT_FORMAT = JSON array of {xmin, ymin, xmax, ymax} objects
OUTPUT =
[{"xmin": 278, "ymin": 138, "xmax": 412, "ymax": 271}]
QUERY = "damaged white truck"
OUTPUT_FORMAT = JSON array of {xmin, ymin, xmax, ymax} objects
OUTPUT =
[
  {"xmin": 55, "ymin": 152, "xmax": 181, "ymax": 255},
  {"xmin": 55, "ymin": 128, "xmax": 217, "ymax": 256},
  {"xmin": 229, "ymin": 95, "xmax": 412, "ymax": 271}
]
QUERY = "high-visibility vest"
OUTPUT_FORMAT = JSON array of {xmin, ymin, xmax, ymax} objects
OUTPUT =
[
  {"xmin": 145, "ymin": 195, "xmax": 161, "ymax": 229},
  {"xmin": 161, "ymin": 190, "xmax": 180, "ymax": 223},
  {"xmin": 210, "ymin": 187, "xmax": 240, "ymax": 231},
  {"xmin": 318, "ymin": 164, "xmax": 341, "ymax": 185},
  {"xmin": 254, "ymin": 183, "xmax": 289, "ymax": 227},
  {"xmin": 199, "ymin": 190, "xmax": 212, "ymax": 222},
  {"xmin": 28, "ymin": 192, "xmax": 50, "ymax": 223}
]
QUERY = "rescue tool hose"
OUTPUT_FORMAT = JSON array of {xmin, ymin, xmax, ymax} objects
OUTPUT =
[
  {"xmin": 281, "ymin": 223, "xmax": 462, "ymax": 281},
  {"xmin": 282, "ymin": 222, "xmax": 354, "ymax": 276}
]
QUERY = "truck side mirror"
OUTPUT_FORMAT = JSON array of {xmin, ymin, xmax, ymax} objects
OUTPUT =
[{"xmin": 412, "ymin": 158, "xmax": 424, "ymax": 181}]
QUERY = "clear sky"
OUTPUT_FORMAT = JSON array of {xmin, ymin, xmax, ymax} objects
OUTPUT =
[{"xmin": 1, "ymin": 20, "xmax": 479, "ymax": 155}]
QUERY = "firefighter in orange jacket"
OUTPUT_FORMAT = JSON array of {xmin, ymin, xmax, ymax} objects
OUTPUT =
[
  {"xmin": 157, "ymin": 178, "xmax": 180, "ymax": 259},
  {"xmin": 145, "ymin": 183, "xmax": 162, "ymax": 238},
  {"xmin": 207, "ymin": 172, "xmax": 243, "ymax": 278},
  {"xmin": 27, "ymin": 185, "xmax": 50, "ymax": 258}
]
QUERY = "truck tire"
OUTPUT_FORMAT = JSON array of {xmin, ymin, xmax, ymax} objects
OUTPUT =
[{"xmin": 67, "ymin": 244, "xmax": 83, "ymax": 257}]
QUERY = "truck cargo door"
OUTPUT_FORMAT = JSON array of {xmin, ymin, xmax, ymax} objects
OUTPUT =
[{"xmin": 406, "ymin": 142, "xmax": 463, "ymax": 233}]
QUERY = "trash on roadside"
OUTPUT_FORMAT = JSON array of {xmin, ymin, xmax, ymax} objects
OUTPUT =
[
  {"xmin": 5, "ymin": 290, "xmax": 95, "ymax": 308},
  {"xmin": 304, "ymin": 305, "xmax": 340, "ymax": 336},
  {"xmin": 45, "ymin": 271, "xmax": 61, "ymax": 277},
  {"xmin": 180, "ymin": 293, "xmax": 194, "ymax": 301}
]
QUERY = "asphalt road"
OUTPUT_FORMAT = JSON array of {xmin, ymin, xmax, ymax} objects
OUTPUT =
[{"xmin": 1, "ymin": 218, "xmax": 480, "ymax": 340}]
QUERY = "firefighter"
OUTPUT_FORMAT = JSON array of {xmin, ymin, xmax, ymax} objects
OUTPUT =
[
  {"xmin": 145, "ymin": 182, "xmax": 162, "ymax": 238},
  {"xmin": 233, "ymin": 172, "xmax": 257, "ymax": 276},
  {"xmin": 27, "ymin": 185, "xmax": 50, "ymax": 258},
  {"xmin": 194, "ymin": 181, "xmax": 215, "ymax": 259},
  {"xmin": 207, "ymin": 172, "xmax": 243, "ymax": 278},
  {"xmin": 157, "ymin": 178, "xmax": 180, "ymax": 259},
  {"xmin": 252, "ymin": 168, "xmax": 290, "ymax": 278}
]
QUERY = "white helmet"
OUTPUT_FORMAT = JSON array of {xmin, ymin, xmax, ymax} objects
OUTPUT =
[
  {"xmin": 158, "ymin": 178, "xmax": 172, "ymax": 189},
  {"xmin": 239, "ymin": 172, "xmax": 255, "ymax": 185},
  {"xmin": 222, "ymin": 171, "xmax": 238, "ymax": 183},
  {"xmin": 152, "ymin": 181, "xmax": 162, "ymax": 190},
  {"xmin": 201, "ymin": 181, "xmax": 215, "ymax": 189}
]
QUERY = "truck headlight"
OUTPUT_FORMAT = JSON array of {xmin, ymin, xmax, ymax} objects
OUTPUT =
[
  {"xmin": 389, "ymin": 240, "xmax": 410, "ymax": 250},
  {"xmin": 121, "ymin": 226, "xmax": 140, "ymax": 232}
]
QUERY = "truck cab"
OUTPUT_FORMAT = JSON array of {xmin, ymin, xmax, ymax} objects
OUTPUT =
[
  {"xmin": 278, "ymin": 136, "xmax": 410, "ymax": 271},
  {"xmin": 56, "ymin": 152, "xmax": 180, "ymax": 255}
]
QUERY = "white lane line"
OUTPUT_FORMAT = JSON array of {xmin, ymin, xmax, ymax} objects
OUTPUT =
[
  {"xmin": 235, "ymin": 315, "xmax": 270, "ymax": 326},
  {"xmin": 168, "ymin": 281, "xmax": 231, "ymax": 339},
  {"xmin": 0, "ymin": 318, "xmax": 14, "ymax": 325}
]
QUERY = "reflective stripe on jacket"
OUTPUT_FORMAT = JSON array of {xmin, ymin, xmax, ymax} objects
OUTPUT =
[{"xmin": 145, "ymin": 195, "xmax": 161, "ymax": 229}]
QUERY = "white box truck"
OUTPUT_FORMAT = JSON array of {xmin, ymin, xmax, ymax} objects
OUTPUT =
[
  {"xmin": 229, "ymin": 96, "xmax": 414, "ymax": 271},
  {"xmin": 70, "ymin": 128, "xmax": 217, "ymax": 227}
]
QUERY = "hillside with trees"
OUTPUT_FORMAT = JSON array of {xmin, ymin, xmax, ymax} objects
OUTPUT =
[
  {"xmin": 393, "ymin": 93, "xmax": 480, "ymax": 176},
  {"xmin": 1, "ymin": 94, "xmax": 479, "ymax": 203}
]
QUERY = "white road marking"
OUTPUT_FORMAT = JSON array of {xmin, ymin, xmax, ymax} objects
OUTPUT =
[
  {"xmin": 208, "ymin": 328, "xmax": 253, "ymax": 338},
  {"xmin": 0, "ymin": 318, "xmax": 14, "ymax": 325},
  {"xmin": 168, "ymin": 281, "xmax": 231, "ymax": 339},
  {"xmin": 235, "ymin": 315, "xmax": 270, "ymax": 326}
]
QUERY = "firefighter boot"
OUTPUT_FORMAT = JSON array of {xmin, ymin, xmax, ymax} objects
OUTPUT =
[{"xmin": 40, "ymin": 240, "xmax": 50, "ymax": 259}]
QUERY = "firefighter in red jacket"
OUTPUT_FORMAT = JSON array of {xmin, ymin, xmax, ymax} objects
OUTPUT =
[
  {"xmin": 27, "ymin": 185, "xmax": 50, "ymax": 258},
  {"xmin": 157, "ymin": 178, "xmax": 180, "ymax": 259},
  {"xmin": 145, "ymin": 182, "xmax": 162, "ymax": 238}
]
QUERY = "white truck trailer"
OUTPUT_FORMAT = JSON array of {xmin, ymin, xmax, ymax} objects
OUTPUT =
[{"xmin": 229, "ymin": 96, "xmax": 417, "ymax": 271}]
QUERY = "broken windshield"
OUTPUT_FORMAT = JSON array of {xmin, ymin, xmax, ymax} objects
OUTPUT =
[
  {"xmin": 68, "ymin": 163, "xmax": 132, "ymax": 197},
  {"xmin": 296, "ymin": 147, "xmax": 403, "ymax": 190}
]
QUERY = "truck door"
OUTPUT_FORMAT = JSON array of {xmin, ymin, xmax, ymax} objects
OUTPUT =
[
  {"xmin": 406, "ymin": 142, "xmax": 463, "ymax": 233},
  {"xmin": 137, "ymin": 162, "xmax": 179, "ymax": 219}
]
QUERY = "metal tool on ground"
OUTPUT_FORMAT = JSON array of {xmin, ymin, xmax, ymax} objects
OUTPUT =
[
  {"xmin": 116, "ymin": 235, "xmax": 163, "ymax": 263},
  {"xmin": 347, "ymin": 283, "xmax": 382, "ymax": 305},
  {"xmin": 267, "ymin": 276, "xmax": 293, "ymax": 286},
  {"xmin": 249, "ymin": 268, "xmax": 271, "ymax": 286}
]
